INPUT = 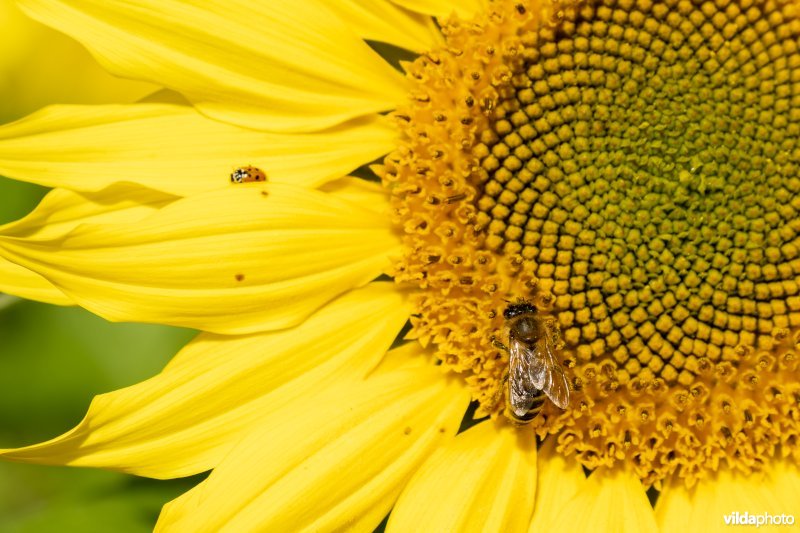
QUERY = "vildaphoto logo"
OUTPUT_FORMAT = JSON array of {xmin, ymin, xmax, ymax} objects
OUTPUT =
[{"xmin": 724, "ymin": 512, "xmax": 796, "ymax": 527}]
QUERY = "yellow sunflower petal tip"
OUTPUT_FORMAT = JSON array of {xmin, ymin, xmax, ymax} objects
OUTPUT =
[
  {"xmin": 540, "ymin": 466, "xmax": 657, "ymax": 533},
  {"xmin": 388, "ymin": 419, "xmax": 536, "ymax": 533}
]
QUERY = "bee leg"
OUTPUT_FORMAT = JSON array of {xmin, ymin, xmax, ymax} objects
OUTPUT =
[
  {"xmin": 492, "ymin": 371, "xmax": 509, "ymax": 412},
  {"xmin": 490, "ymin": 336, "xmax": 509, "ymax": 352},
  {"xmin": 545, "ymin": 318, "xmax": 561, "ymax": 346},
  {"xmin": 496, "ymin": 373, "xmax": 527, "ymax": 425}
]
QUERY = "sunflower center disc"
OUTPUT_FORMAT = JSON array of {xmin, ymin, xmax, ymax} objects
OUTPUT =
[{"xmin": 380, "ymin": 0, "xmax": 800, "ymax": 487}]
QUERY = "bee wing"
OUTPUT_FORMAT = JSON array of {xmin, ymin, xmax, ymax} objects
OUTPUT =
[
  {"xmin": 538, "ymin": 337, "xmax": 570, "ymax": 410},
  {"xmin": 507, "ymin": 335, "xmax": 541, "ymax": 417}
]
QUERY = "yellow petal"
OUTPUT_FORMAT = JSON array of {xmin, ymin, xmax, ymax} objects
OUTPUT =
[
  {"xmin": 389, "ymin": 0, "xmax": 484, "ymax": 20},
  {"xmin": 319, "ymin": 177, "xmax": 390, "ymax": 215},
  {"xmin": 0, "ymin": 183, "xmax": 399, "ymax": 333},
  {"xmin": 0, "ymin": 184, "xmax": 174, "ymax": 304},
  {"xmin": 0, "ymin": 283, "xmax": 411, "ymax": 478},
  {"xmin": 329, "ymin": 0, "xmax": 442, "ymax": 53},
  {"xmin": 528, "ymin": 438, "xmax": 587, "ymax": 532},
  {"xmin": 656, "ymin": 461, "xmax": 800, "ymax": 532},
  {"xmin": 0, "ymin": 0, "xmax": 155, "ymax": 121},
  {"xmin": 0, "ymin": 104, "xmax": 397, "ymax": 196},
  {"xmin": 0, "ymin": 258, "xmax": 71, "ymax": 305},
  {"xmin": 19, "ymin": 0, "xmax": 407, "ymax": 132},
  {"xmin": 768, "ymin": 458, "xmax": 800, "ymax": 511},
  {"xmin": 156, "ymin": 349, "xmax": 470, "ymax": 532},
  {"xmin": 0, "ymin": 184, "xmax": 175, "ymax": 240},
  {"xmin": 388, "ymin": 419, "xmax": 537, "ymax": 533},
  {"xmin": 547, "ymin": 467, "xmax": 658, "ymax": 533}
]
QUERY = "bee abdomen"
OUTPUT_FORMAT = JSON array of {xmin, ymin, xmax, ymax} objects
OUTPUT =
[{"xmin": 507, "ymin": 390, "xmax": 545, "ymax": 425}]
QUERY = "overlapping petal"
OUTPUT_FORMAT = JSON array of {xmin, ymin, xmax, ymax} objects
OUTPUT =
[
  {"xmin": 545, "ymin": 467, "xmax": 658, "ymax": 532},
  {"xmin": 330, "ymin": 1, "xmax": 442, "ymax": 53},
  {"xmin": 0, "ymin": 184, "xmax": 174, "ymax": 304},
  {"xmin": 656, "ymin": 461, "xmax": 800, "ymax": 531},
  {"xmin": 155, "ymin": 345, "xmax": 470, "ymax": 532},
  {"xmin": 0, "ymin": 182, "xmax": 399, "ymax": 333},
  {"xmin": 389, "ymin": 0, "xmax": 483, "ymax": 20},
  {"xmin": 528, "ymin": 438, "xmax": 587, "ymax": 531},
  {"xmin": 0, "ymin": 259, "xmax": 71, "ymax": 305},
  {"xmin": 768, "ymin": 459, "xmax": 800, "ymax": 510},
  {"xmin": 319, "ymin": 177, "xmax": 390, "ymax": 214},
  {"xmin": 0, "ymin": 104, "xmax": 397, "ymax": 196},
  {"xmin": 0, "ymin": 0, "xmax": 155, "ymax": 121},
  {"xmin": 388, "ymin": 419, "xmax": 537, "ymax": 532},
  {"xmin": 18, "ymin": 0, "xmax": 407, "ymax": 132},
  {"xmin": 0, "ymin": 184, "xmax": 175, "ymax": 240},
  {"xmin": 0, "ymin": 283, "xmax": 411, "ymax": 478}
]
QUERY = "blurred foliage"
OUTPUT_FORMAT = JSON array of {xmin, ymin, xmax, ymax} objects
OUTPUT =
[
  {"xmin": 0, "ymin": 465, "xmax": 202, "ymax": 533},
  {"xmin": 1, "ymin": 4, "xmax": 199, "ymax": 529},
  {"xmin": 0, "ymin": 173, "xmax": 46, "ymax": 226}
]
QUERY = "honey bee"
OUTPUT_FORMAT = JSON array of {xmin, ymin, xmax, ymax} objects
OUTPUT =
[{"xmin": 493, "ymin": 301, "xmax": 570, "ymax": 424}]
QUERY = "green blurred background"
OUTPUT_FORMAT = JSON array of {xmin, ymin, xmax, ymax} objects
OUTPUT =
[{"xmin": 1, "ymin": 2, "xmax": 202, "ymax": 530}]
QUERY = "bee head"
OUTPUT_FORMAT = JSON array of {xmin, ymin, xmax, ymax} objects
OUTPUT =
[{"xmin": 503, "ymin": 300, "xmax": 536, "ymax": 320}]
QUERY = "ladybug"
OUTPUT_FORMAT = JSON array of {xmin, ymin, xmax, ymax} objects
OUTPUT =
[{"xmin": 230, "ymin": 165, "xmax": 267, "ymax": 183}]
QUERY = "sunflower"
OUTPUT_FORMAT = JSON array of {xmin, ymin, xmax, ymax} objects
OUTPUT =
[{"xmin": 2, "ymin": 0, "xmax": 800, "ymax": 530}]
